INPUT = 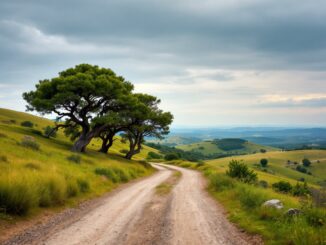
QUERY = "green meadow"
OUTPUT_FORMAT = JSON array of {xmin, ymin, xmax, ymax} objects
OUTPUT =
[{"xmin": 177, "ymin": 139, "xmax": 279, "ymax": 157}]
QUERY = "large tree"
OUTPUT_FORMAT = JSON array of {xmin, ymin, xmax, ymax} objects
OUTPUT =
[
  {"xmin": 122, "ymin": 94, "xmax": 173, "ymax": 159},
  {"xmin": 23, "ymin": 64, "xmax": 133, "ymax": 152}
]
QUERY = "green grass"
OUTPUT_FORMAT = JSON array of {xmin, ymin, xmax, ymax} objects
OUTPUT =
[
  {"xmin": 206, "ymin": 150, "xmax": 326, "ymax": 186},
  {"xmin": 167, "ymin": 153, "xmax": 326, "ymax": 245},
  {"xmin": 177, "ymin": 140, "xmax": 279, "ymax": 157},
  {"xmin": 0, "ymin": 108, "xmax": 157, "ymax": 222}
]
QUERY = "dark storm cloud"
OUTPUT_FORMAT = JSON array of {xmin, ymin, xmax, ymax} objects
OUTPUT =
[
  {"xmin": 1, "ymin": 0, "xmax": 326, "ymax": 72},
  {"xmin": 0, "ymin": 0, "xmax": 326, "ymax": 125}
]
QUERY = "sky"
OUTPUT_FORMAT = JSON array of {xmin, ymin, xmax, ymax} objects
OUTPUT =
[{"xmin": 0, "ymin": 0, "xmax": 325, "ymax": 127}]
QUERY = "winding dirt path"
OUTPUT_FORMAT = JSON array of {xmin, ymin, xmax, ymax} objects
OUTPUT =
[{"xmin": 3, "ymin": 164, "xmax": 261, "ymax": 245}]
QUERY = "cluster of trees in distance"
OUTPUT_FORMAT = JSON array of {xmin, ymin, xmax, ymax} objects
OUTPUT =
[{"xmin": 23, "ymin": 64, "xmax": 173, "ymax": 159}]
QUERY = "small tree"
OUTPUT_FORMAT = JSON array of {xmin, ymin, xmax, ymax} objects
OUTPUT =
[
  {"xmin": 260, "ymin": 158, "xmax": 268, "ymax": 167},
  {"xmin": 302, "ymin": 158, "xmax": 311, "ymax": 167}
]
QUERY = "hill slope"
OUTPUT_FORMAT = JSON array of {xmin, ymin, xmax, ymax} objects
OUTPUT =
[
  {"xmin": 0, "ymin": 108, "xmax": 157, "ymax": 220},
  {"xmin": 206, "ymin": 149, "xmax": 326, "ymax": 186},
  {"xmin": 177, "ymin": 138, "xmax": 279, "ymax": 157}
]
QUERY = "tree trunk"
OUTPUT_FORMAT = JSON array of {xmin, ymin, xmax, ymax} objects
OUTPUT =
[
  {"xmin": 124, "ymin": 135, "xmax": 142, "ymax": 160},
  {"xmin": 71, "ymin": 126, "xmax": 94, "ymax": 152},
  {"xmin": 98, "ymin": 133, "xmax": 114, "ymax": 154}
]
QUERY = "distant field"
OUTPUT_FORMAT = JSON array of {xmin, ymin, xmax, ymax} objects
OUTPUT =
[
  {"xmin": 206, "ymin": 149, "xmax": 326, "ymax": 186},
  {"xmin": 146, "ymin": 135, "xmax": 201, "ymax": 146},
  {"xmin": 177, "ymin": 138, "xmax": 279, "ymax": 157},
  {"xmin": 0, "ymin": 108, "xmax": 157, "ymax": 220}
]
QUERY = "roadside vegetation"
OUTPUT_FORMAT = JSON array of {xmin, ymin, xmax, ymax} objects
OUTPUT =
[{"xmin": 167, "ymin": 150, "xmax": 326, "ymax": 245}]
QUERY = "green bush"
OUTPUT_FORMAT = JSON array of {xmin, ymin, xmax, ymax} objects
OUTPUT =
[
  {"xmin": 272, "ymin": 181, "xmax": 292, "ymax": 193},
  {"xmin": 43, "ymin": 126, "xmax": 57, "ymax": 138},
  {"xmin": 21, "ymin": 121, "xmax": 34, "ymax": 128},
  {"xmin": 302, "ymin": 158, "xmax": 311, "ymax": 167},
  {"xmin": 31, "ymin": 129, "xmax": 43, "ymax": 136},
  {"xmin": 67, "ymin": 154, "xmax": 81, "ymax": 164},
  {"xmin": 0, "ymin": 178, "xmax": 37, "ymax": 215},
  {"xmin": 260, "ymin": 158, "xmax": 268, "ymax": 167},
  {"xmin": 20, "ymin": 136, "xmax": 40, "ymax": 150},
  {"xmin": 292, "ymin": 182, "xmax": 310, "ymax": 196},
  {"xmin": 164, "ymin": 153, "xmax": 180, "ymax": 161},
  {"xmin": 77, "ymin": 179, "xmax": 90, "ymax": 193},
  {"xmin": 237, "ymin": 185, "xmax": 266, "ymax": 208},
  {"xmin": 296, "ymin": 165, "xmax": 308, "ymax": 174},
  {"xmin": 147, "ymin": 151, "xmax": 162, "ymax": 159},
  {"xmin": 95, "ymin": 168, "xmax": 119, "ymax": 183},
  {"xmin": 226, "ymin": 160, "xmax": 257, "ymax": 184},
  {"xmin": 38, "ymin": 176, "xmax": 67, "ymax": 207}
]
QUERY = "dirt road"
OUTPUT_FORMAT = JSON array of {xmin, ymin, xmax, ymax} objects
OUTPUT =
[{"xmin": 7, "ymin": 164, "xmax": 260, "ymax": 245}]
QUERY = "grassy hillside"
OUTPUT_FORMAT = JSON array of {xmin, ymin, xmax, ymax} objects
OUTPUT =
[
  {"xmin": 206, "ymin": 150, "xmax": 326, "ymax": 186},
  {"xmin": 168, "ymin": 150, "xmax": 326, "ymax": 244},
  {"xmin": 0, "ymin": 108, "xmax": 157, "ymax": 220},
  {"xmin": 177, "ymin": 138, "xmax": 279, "ymax": 157}
]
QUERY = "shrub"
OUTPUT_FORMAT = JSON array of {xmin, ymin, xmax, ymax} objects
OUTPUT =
[
  {"xmin": 31, "ymin": 129, "xmax": 43, "ymax": 136},
  {"xmin": 77, "ymin": 179, "xmax": 90, "ymax": 193},
  {"xmin": 21, "ymin": 121, "xmax": 34, "ymax": 128},
  {"xmin": 260, "ymin": 149, "xmax": 267, "ymax": 153},
  {"xmin": 272, "ymin": 181, "xmax": 292, "ymax": 193},
  {"xmin": 226, "ymin": 160, "xmax": 257, "ymax": 184},
  {"xmin": 164, "ymin": 153, "xmax": 180, "ymax": 161},
  {"xmin": 147, "ymin": 151, "xmax": 162, "ymax": 159},
  {"xmin": 296, "ymin": 165, "xmax": 307, "ymax": 174},
  {"xmin": 292, "ymin": 182, "xmax": 310, "ymax": 196},
  {"xmin": 95, "ymin": 168, "xmax": 119, "ymax": 183},
  {"xmin": 260, "ymin": 158, "xmax": 268, "ymax": 167},
  {"xmin": 0, "ymin": 177, "xmax": 37, "ymax": 215},
  {"xmin": 67, "ymin": 154, "xmax": 81, "ymax": 164},
  {"xmin": 43, "ymin": 126, "xmax": 57, "ymax": 138},
  {"xmin": 20, "ymin": 136, "xmax": 40, "ymax": 150},
  {"xmin": 238, "ymin": 185, "xmax": 266, "ymax": 208},
  {"xmin": 38, "ymin": 176, "xmax": 67, "ymax": 207},
  {"xmin": 302, "ymin": 158, "xmax": 311, "ymax": 167}
]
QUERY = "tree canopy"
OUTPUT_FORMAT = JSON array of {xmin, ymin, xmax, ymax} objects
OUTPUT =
[{"xmin": 23, "ymin": 64, "xmax": 173, "ymax": 157}]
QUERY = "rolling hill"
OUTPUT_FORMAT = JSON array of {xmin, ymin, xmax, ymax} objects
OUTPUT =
[
  {"xmin": 0, "ymin": 108, "xmax": 157, "ymax": 221},
  {"xmin": 206, "ymin": 149, "xmax": 326, "ymax": 186},
  {"xmin": 176, "ymin": 138, "xmax": 279, "ymax": 157}
]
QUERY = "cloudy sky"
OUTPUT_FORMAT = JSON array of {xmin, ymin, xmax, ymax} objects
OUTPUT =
[{"xmin": 0, "ymin": 0, "xmax": 325, "ymax": 127}]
